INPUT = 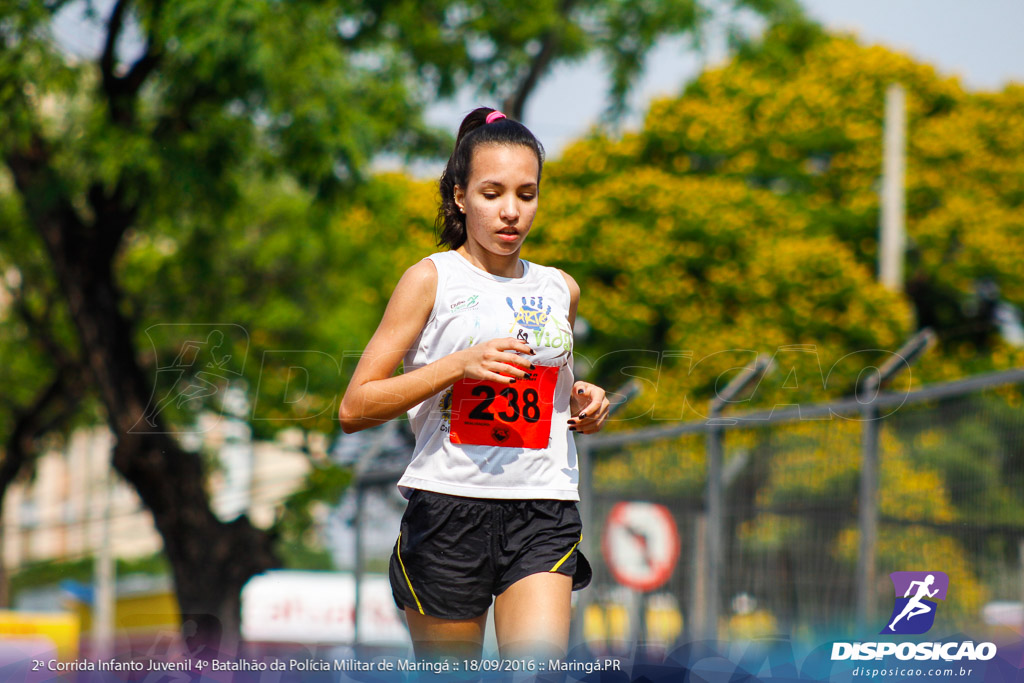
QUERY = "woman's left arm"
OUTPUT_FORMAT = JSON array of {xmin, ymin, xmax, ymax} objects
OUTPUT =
[{"xmin": 560, "ymin": 270, "xmax": 611, "ymax": 434}]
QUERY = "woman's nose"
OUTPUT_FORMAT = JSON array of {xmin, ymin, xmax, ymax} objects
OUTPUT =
[{"xmin": 500, "ymin": 198, "xmax": 519, "ymax": 221}]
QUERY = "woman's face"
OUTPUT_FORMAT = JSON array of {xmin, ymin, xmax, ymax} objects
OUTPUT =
[{"xmin": 454, "ymin": 143, "xmax": 540, "ymax": 258}]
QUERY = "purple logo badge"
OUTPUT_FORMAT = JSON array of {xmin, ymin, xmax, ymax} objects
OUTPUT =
[{"xmin": 882, "ymin": 571, "xmax": 949, "ymax": 635}]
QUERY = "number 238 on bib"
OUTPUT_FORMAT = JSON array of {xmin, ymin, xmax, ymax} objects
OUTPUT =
[{"xmin": 449, "ymin": 365, "xmax": 559, "ymax": 449}]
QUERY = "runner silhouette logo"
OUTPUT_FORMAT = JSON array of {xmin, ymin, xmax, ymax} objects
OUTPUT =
[{"xmin": 882, "ymin": 571, "xmax": 949, "ymax": 635}]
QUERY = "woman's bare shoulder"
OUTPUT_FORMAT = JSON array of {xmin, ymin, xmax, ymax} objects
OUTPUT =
[{"xmin": 557, "ymin": 268, "xmax": 580, "ymax": 300}]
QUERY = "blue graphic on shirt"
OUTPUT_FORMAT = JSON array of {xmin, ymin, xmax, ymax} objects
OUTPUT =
[
  {"xmin": 507, "ymin": 296, "xmax": 551, "ymax": 333},
  {"xmin": 505, "ymin": 295, "xmax": 572, "ymax": 353}
]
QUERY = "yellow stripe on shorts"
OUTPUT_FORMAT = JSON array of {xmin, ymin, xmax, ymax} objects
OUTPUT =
[
  {"xmin": 550, "ymin": 533, "xmax": 583, "ymax": 573},
  {"xmin": 396, "ymin": 532, "xmax": 425, "ymax": 614}
]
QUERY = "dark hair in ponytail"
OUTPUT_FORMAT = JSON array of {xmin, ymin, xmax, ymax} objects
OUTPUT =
[{"xmin": 436, "ymin": 107, "xmax": 545, "ymax": 249}]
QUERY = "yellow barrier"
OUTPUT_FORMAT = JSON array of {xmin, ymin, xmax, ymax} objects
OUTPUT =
[{"xmin": 0, "ymin": 610, "xmax": 79, "ymax": 660}]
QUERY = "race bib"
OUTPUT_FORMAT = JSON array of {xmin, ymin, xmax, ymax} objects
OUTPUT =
[{"xmin": 449, "ymin": 365, "xmax": 559, "ymax": 449}]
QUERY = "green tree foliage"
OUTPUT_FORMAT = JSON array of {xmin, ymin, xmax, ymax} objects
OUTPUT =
[
  {"xmin": 342, "ymin": 0, "xmax": 804, "ymax": 119},
  {"xmin": 0, "ymin": 0, "xmax": 442, "ymax": 641}
]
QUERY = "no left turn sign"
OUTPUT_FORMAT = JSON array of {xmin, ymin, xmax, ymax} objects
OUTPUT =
[{"xmin": 601, "ymin": 502, "xmax": 680, "ymax": 592}]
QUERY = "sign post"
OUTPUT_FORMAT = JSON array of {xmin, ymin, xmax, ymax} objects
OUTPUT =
[{"xmin": 602, "ymin": 502, "xmax": 680, "ymax": 644}]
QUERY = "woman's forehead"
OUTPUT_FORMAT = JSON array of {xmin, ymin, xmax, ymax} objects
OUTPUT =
[{"xmin": 468, "ymin": 143, "xmax": 540, "ymax": 182}]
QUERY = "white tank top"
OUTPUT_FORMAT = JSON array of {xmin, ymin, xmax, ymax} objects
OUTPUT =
[{"xmin": 397, "ymin": 250, "xmax": 579, "ymax": 500}]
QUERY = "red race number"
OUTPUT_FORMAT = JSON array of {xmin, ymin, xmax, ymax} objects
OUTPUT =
[{"xmin": 449, "ymin": 365, "xmax": 559, "ymax": 449}]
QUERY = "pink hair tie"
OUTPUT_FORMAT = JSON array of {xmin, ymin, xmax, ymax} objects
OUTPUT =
[{"xmin": 485, "ymin": 110, "xmax": 506, "ymax": 124}]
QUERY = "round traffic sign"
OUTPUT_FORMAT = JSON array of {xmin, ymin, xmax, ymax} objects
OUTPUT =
[{"xmin": 602, "ymin": 502, "xmax": 680, "ymax": 592}]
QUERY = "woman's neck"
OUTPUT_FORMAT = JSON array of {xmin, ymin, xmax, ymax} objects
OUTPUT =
[{"xmin": 455, "ymin": 244, "xmax": 523, "ymax": 278}]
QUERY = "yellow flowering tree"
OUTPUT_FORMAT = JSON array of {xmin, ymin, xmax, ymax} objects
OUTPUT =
[
  {"xmin": 631, "ymin": 24, "xmax": 1024, "ymax": 381},
  {"xmin": 522, "ymin": 25, "xmax": 1023, "ymax": 630}
]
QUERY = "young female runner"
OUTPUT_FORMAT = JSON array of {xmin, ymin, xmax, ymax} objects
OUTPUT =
[{"xmin": 339, "ymin": 107, "xmax": 610, "ymax": 660}]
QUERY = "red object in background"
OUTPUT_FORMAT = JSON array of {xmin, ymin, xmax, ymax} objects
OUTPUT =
[{"xmin": 602, "ymin": 502, "xmax": 680, "ymax": 592}]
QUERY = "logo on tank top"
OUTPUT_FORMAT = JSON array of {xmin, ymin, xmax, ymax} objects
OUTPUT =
[
  {"xmin": 450, "ymin": 294, "xmax": 480, "ymax": 312},
  {"xmin": 506, "ymin": 296, "xmax": 551, "ymax": 334},
  {"xmin": 506, "ymin": 295, "xmax": 573, "ymax": 352}
]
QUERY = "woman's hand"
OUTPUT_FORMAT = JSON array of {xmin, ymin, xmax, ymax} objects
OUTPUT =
[
  {"xmin": 458, "ymin": 337, "xmax": 536, "ymax": 383},
  {"xmin": 568, "ymin": 381, "xmax": 610, "ymax": 434}
]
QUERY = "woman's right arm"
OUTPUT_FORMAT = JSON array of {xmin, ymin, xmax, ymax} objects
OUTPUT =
[{"xmin": 338, "ymin": 259, "xmax": 535, "ymax": 433}]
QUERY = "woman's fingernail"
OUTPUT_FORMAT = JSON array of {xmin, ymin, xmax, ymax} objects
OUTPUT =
[
  {"xmin": 569, "ymin": 426, "xmax": 577, "ymax": 432},
  {"xmin": 510, "ymin": 379, "xmax": 517, "ymax": 384},
  {"xmin": 530, "ymin": 363, "xmax": 536, "ymax": 370},
  {"xmin": 579, "ymin": 413, "xmax": 587, "ymax": 419},
  {"xmin": 577, "ymin": 388, "xmax": 585, "ymax": 394}
]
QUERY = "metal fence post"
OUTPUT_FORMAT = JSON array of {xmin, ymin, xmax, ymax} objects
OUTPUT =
[
  {"xmin": 572, "ymin": 434, "xmax": 593, "ymax": 647},
  {"xmin": 1019, "ymin": 539, "xmax": 1024, "ymax": 618},
  {"xmin": 704, "ymin": 421, "xmax": 725, "ymax": 641},
  {"xmin": 852, "ymin": 329, "xmax": 933, "ymax": 632},
  {"xmin": 353, "ymin": 481, "xmax": 366, "ymax": 648},
  {"xmin": 570, "ymin": 380, "xmax": 641, "ymax": 648},
  {"xmin": 856, "ymin": 405, "xmax": 880, "ymax": 632},
  {"xmin": 352, "ymin": 429, "xmax": 387, "ymax": 651},
  {"xmin": 700, "ymin": 355, "xmax": 773, "ymax": 641}
]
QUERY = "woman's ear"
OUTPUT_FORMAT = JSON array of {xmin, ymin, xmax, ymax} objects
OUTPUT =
[{"xmin": 454, "ymin": 185, "xmax": 465, "ymax": 213}]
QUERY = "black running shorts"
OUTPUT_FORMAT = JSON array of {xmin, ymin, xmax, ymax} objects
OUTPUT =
[{"xmin": 389, "ymin": 490, "xmax": 592, "ymax": 620}]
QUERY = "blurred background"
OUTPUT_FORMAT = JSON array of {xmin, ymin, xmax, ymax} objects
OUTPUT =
[{"xmin": 1, "ymin": 0, "xmax": 1023, "ymax": 665}]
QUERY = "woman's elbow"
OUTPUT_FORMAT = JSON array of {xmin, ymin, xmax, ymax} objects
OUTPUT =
[{"xmin": 338, "ymin": 398, "xmax": 364, "ymax": 434}]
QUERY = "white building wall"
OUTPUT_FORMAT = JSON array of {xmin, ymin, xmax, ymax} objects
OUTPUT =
[{"xmin": 2, "ymin": 423, "xmax": 314, "ymax": 573}]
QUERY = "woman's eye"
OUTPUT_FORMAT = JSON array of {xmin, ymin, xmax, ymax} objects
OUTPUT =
[{"xmin": 520, "ymin": 194, "xmax": 536, "ymax": 201}]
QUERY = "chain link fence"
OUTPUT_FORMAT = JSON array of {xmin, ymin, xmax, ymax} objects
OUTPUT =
[{"xmin": 576, "ymin": 367, "xmax": 1024, "ymax": 648}]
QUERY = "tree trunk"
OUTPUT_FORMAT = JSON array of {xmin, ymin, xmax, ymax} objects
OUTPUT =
[
  {"xmin": 8, "ymin": 142, "xmax": 278, "ymax": 653},
  {"xmin": 74, "ymin": 250, "xmax": 277, "ymax": 654}
]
